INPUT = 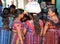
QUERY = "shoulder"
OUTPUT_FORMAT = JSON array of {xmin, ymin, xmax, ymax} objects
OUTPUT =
[
  {"xmin": 39, "ymin": 20, "xmax": 43, "ymax": 22},
  {"xmin": 12, "ymin": 21, "xmax": 21, "ymax": 27},
  {"xmin": 45, "ymin": 21, "xmax": 51, "ymax": 26},
  {"xmin": 26, "ymin": 20, "xmax": 31, "ymax": 24},
  {"xmin": 26, "ymin": 20, "xmax": 33, "ymax": 26}
]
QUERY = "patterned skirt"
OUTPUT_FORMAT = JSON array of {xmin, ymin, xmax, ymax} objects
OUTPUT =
[
  {"xmin": 10, "ymin": 32, "xmax": 21, "ymax": 44},
  {"xmin": 25, "ymin": 32, "xmax": 41, "ymax": 44},
  {"xmin": 57, "ymin": 28, "xmax": 60, "ymax": 44},
  {"xmin": 43, "ymin": 29, "xmax": 58, "ymax": 44}
]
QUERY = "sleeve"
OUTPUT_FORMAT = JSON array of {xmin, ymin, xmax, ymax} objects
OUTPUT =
[
  {"xmin": 12, "ymin": 22, "xmax": 21, "ymax": 30},
  {"xmin": 26, "ymin": 21, "xmax": 30, "ymax": 27},
  {"xmin": 26, "ymin": 21, "xmax": 34, "ymax": 30}
]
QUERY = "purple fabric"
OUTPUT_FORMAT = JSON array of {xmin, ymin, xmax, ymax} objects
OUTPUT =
[{"xmin": 12, "ymin": 21, "xmax": 24, "ymax": 30}]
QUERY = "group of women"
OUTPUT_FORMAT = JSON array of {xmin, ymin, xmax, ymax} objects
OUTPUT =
[
  {"xmin": 0, "ymin": 4, "xmax": 60, "ymax": 44},
  {"xmin": 10, "ymin": 7, "xmax": 60, "ymax": 44}
]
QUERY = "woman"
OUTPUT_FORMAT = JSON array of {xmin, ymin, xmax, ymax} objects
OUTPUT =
[
  {"xmin": 10, "ymin": 9, "xmax": 26, "ymax": 44},
  {"xmin": 42, "ymin": 7, "xmax": 60, "ymax": 44},
  {"xmin": 0, "ymin": 8, "xmax": 11, "ymax": 44},
  {"xmin": 25, "ymin": 13, "xmax": 43, "ymax": 44}
]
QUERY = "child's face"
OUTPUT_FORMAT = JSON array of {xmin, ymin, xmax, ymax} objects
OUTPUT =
[
  {"xmin": 19, "ymin": 13, "xmax": 24, "ymax": 18},
  {"xmin": 10, "ymin": 8, "xmax": 15, "ymax": 13},
  {"xmin": 48, "ymin": 8, "xmax": 55, "ymax": 16}
]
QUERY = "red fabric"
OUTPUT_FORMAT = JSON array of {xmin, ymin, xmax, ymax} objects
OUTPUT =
[
  {"xmin": 25, "ymin": 20, "xmax": 43, "ymax": 44},
  {"xmin": 26, "ymin": 20, "xmax": 43, "ymax": 30},
  {"xmin": 12, "ymin": 21, "xmax": 24, "ymax": 30}
]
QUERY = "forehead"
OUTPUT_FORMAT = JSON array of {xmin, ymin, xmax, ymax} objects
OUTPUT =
[{"xmin": 48, "ymin": 8, "xmax": 52, "ymax": 11}]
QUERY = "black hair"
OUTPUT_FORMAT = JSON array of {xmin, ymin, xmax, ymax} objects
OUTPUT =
[
  {"xmin": 48, "ymin": 7, "xmax": 59, "ymax": 16},
  {"xmin": 1, "ymin": 8, "xmax": 10, "ymax": 18},
  {"xmin": 1, "ymin": 8, "xmax": 10, "ymax": 29},
  {"xmin": 12, "ymin": 9, "xmax": 24, "ymax": 19},
  {"xmin": 47, "ymin": 7, "xmax": 60, "ymax": 22},
  {"xmin": 28, "ymin": 13, "xmax": 40, "ymax": 34},
  {"xmin": 21, "ymin": 14, "xmax": 30, "ymax": 22},
  {"xmin": 28, "ymin": 13, "xmax": 34, "ymax": 20},
  {"xmin": 0, "ymin": 0, "xmax": 3, "ymax": 6},
  {"xmin": 10, "ymin": 5, "xmax": 16, "ymax": 9}
]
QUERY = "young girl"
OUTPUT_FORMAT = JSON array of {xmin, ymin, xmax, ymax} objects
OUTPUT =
[
  {"xmin": 25, "ymin": 13, "xmax": 43, "ymax": 44},
  {"xmin": 43, "ymin": 7, "xmax": 60, "ymax": 44},
  {"xmin": 10, "ymin": 9, "xmax": 26, "ymax": 44},
  {"xmin": 0, "ymin": 8, "xmax": 11, "ymax": 44}
]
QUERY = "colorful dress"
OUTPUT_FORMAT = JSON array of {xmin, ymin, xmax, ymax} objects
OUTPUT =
[
  {"xmin": 56, "ymin": 24, "xmax": 60, "ymax": 44},
  {"xmin": 0, "ymin": 17, "xmax": 13, "ymax": 44},
  {"xmin": 25, "ymin": 20, "xmax": 43, "ymax": 44},
  {"xmin": 44, "ymin": 16, "xmax": 59, "ymax": 44},
  {"xmin": 10, "ymin": 20, "xmax": 24, "ymax": 44},
  {"xmin": 44, "ymin": 26, "xmax": 58, "ymax": 44}
]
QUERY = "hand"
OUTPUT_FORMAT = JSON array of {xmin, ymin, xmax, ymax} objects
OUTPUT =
[
  {"xmin": 21, "ymin": 40, "xmax": 24, "ymax": 44},
  {"xmin": 43, "ymin": 32, "xmax": 46, "ymax": 36},
  {"xmin": 40, "ymin": 32, "xmax": 43, "ymax": 36}
]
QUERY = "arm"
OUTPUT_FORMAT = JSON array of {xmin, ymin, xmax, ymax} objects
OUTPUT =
[
  {"xmin": 43, "ymin": 22, "xmax": 49, "ymax": 36},
  {"xmin": 40, "ymin": 27, "xmax": 44, "ymax": 36},
  {"xmin": 23, "ymin": 28, "xmax": 26, "ymax": 35},
  {"xmin": 15, "ymin": 24, "xmax": 24, "ymax": 44},
  {"xmin": 40, "ymin": 20, "xmax": 44, "ymax": 36}
]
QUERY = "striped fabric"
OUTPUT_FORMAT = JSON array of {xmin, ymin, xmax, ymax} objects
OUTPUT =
[
  {"xmin": 11, "ymin": 32, "xmax": 21, "ymax": 44},
  {"xmin": 25, "ymin": 32, "xmax": 41, "ymax": 44},
  {"xmin": 44, "ymin": 29, "xmax": 58, "ymax": 44},
  {"xmin": 0, "ymin": 29, "xmax": 11, "ymax": 44},
  {"xmin": 0, "ymin": 17, "xmax": 12, "ymax": 44},
  {"xmin": 25, "ymin": 20, "xmax": 43, "ymax": 44},
  {"xmin": 10, "ymin": 20, "xmax": 24, "ymax": 44}
]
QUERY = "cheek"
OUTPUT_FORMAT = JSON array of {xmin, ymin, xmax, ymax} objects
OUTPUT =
[
  {"xmin": 48, "ymin": 12, "xmax": 50, "ymax": 15},
  {"xmin": 48, "ymin": 11, "xmax": 52, "ymax": 15},
  {"xmin": 22, "ymin": 14, "xmax": 24, "ymax": 18}
]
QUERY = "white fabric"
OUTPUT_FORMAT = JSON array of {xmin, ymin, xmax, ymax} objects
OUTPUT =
[{"xmin": 25, "ymin": 1, "xmax": 41, "ymax": 13}]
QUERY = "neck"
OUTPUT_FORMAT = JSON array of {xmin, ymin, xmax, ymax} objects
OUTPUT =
[
  {"xmin": 15, "ymin": 17, "xmax": 21, "ymax": 21},
  {"xmin": 48, "ymin": 14, "xmax": 56, "ymax": 17}
]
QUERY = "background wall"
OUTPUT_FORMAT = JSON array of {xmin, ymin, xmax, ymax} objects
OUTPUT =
[{"xmin": 56, "ymin": 0, "xmax": 60, "ymax": 14}]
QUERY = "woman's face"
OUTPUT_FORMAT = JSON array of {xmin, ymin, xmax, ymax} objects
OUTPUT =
[
  {"xmin": 19, "ymin": 13, "xmax": 24, "ymax": 18},
  {"xmin": 48, "ymin": 8, "xmax": 55, "ymax": 16},
  {"xmin": 10, "ymin": 8, "xmax": 15, "ymax": 13}
]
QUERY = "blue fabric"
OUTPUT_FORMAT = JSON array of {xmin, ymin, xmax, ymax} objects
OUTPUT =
[
  {"xmin": 0, "ymin": 29, "xmax": 11, "ymax": 44},
  {"xmin": 0, "ymin": 16, "xmax": 3, "ymax": 27},
  {"xmin": 0, "ymin": 17, "xmax": 13, "ymax": 44},
  {"xmin": 0, "ymin": 5, "xmax": 2, "ymax": 15},
  {"xmin": 24, "ymin": 23, "xmax": 32, "ymax": 32},
  {"xmin": 9, "ymin": 17, "xmax": 13, "ymax": 28},
  {"xmin": 30, "ymin": 33, "xmax": 33, "ymax": 44}
]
